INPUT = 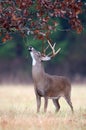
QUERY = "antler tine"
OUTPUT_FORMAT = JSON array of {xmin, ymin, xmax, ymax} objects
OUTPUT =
[
  {"xmin": 42, "ymin": 44, "xmax": 50, "ymax": 56},
  {"xmin": 54, "ymin": 48, "xmax": 61, "ymax": 55},
  {"xmin": 53, "ymin": 42, "xmax": 56, "ymax": 48},
  {"xmin": 47, "ymin": 40, "xmax": 61, "ymax": 57},
  {"xmin": 47, "ymin": 40, "xmax": 55, "ymax": 54},
  {"xmin": 44, "ymin": 45, "xmax": 50, "ymax": 53},
  {"xmin": 47, "ymin": 47, "xmax": 61, "ymax": 58}
]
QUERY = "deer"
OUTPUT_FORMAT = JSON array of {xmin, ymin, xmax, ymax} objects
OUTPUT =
[{"xmin": 28, "ymin": 40, "xmax": 74, "ymax": 113}]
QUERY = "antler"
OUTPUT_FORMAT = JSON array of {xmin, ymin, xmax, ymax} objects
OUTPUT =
[
  {"xmin": 42, "ymin": 40, "xmax": 61, "ymax": 58},
  {"xmin": 42, "ymin": 45, "xmax": 49, "ymax": 55}
]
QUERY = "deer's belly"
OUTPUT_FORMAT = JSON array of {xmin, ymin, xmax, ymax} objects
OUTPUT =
[
  {"xmin": 36, "ymin": 88, "xmax": 63, "ymax": 98},
  {"xmin": 47, "ymin": 94, "xmax": 63, "ymax": 99}
]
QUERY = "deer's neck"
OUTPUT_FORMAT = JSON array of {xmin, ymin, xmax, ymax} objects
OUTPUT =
[
  {"xmin": 30, "ymin": 51, "xmax": 45, "ymax": 81},
  {"xmin": 32, "ymin": 62, "xmax": 45, "ymax": 82}
]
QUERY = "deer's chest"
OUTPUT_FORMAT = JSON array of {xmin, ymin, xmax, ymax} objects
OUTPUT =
[{"xmin": 35, "ymin": 82, "xmax": 48, "ymax": 97}]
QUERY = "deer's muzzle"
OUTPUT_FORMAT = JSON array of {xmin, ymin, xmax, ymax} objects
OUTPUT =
[{"xmin": 28, "ymin": 46, "xmax": 33, "ymax": 51}]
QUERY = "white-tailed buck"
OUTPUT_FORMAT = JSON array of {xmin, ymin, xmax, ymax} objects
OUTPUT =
[{"xmin": 28, "ymin": 41, "xmax": 74, "ymax": 113}]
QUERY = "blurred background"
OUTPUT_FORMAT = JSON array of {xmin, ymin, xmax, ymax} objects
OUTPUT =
[{"xmin": 0, "ymin": 13, "xmax": 86, "ymax": 85}]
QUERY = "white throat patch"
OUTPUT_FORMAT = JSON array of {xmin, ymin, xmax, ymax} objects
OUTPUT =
[{"xmin": 30, "ymin": 52, "xmax": 36, "ymax": 66}]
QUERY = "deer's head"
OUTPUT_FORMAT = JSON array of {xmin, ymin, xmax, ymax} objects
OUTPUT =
[
  {"xmin": 28, "ymin": 46, "xmax": 51, "ymax": 66},
  {"xmin": 28, "ymin": 41, "xmax": 61, "ymax": 66}
]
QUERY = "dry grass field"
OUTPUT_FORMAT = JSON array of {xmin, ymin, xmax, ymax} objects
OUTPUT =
[{"xmin": 0, "ymin": 84, "xmax": 86, "ymax": 130}]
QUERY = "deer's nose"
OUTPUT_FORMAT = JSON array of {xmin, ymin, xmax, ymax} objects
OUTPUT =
[{"xmin": 28, "ymin": 46, "xmax": 33, "ymax": 51}]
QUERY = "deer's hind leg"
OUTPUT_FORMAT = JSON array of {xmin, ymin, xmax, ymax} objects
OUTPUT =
[
  {"xmin": 64, "ymin": 95, "xmax": 74, "ymax": 113},
  {"xmin": 52, "ymin": 99, "xmax": 60, "ymax": 112}
]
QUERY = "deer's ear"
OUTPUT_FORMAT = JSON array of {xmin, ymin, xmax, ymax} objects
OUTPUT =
[{"xmin": 41, "ymin": 56, "xmax": 51, "ymax": 61}]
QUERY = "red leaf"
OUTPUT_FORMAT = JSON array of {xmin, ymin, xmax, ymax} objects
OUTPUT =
[{"xmin": 2, "ymin": 38, "xmax": 7, "ymax": 43}]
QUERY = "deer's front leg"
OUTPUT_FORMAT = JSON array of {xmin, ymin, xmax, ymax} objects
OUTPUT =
[
  {"xmin": 44, "ymin": 97, "xmax": 48, "ymax": 113},
  {"xmin": 36, "ymin": 94, "xmax": 41, "ymax": 113}
]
